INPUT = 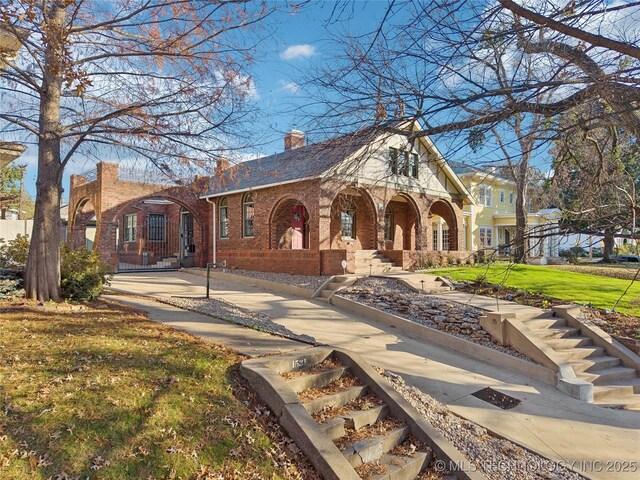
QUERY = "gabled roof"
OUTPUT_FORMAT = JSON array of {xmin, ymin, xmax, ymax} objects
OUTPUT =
[{"xmin": 201, "ymin": 130, "xmax": 378, "ymax": 198}]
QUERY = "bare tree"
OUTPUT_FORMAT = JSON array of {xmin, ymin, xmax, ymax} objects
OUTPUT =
[
  {"xmin": 0, "ymin": 0, "xmax": 271, "ymax": 301},
  {"xmin": 550, "ymin": 105, "xmax": 639, "ymax": 262},
  {"xmin": 302, "ymin": 0, "xmax": 640, "ymax": 138}
]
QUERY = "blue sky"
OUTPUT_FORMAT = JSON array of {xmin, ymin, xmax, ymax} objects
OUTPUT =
[
  {"xmin": 18, "ymin": 1, "xmax": 394, "ymax": 201},
  {"xmin": 16, "ymin": 1, "xmax": 553, "ymax": 201}
]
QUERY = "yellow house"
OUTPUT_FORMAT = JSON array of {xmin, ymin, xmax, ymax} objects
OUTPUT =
[{"xmin": 449, "ymin": 162, "xmax": 557, "ymax": 258}]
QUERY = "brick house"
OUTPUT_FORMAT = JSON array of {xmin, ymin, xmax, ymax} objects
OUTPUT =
[
  {"xmin": 68, "ymin": 125, "xmax": 474, "ymax": 275},
  {"xmin": 202, "ymin": 126, "xmax": 473, "ymax": 275}
]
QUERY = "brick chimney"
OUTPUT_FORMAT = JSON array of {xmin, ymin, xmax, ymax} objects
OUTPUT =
[
  {"xmin": 215, "ymin": 157, "xmax": 230, "ymax": 174},
  {"xmin": 284, "ymin": 130, "xmax": 305, "ymax": 150}
]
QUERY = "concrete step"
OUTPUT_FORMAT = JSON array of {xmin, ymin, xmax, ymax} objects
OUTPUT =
[
  {"xmin": 592, "ymin": 379, "xmax": 640, "ymax": 401},
  {"xmin": 326, "ymin": 281, "xmax": 343, "ymax": 291},
  {"xmin": 320, "ymin": 290, "xmax": 333, "ymax": 298},
  {"xmin": 532, "ymin": 326, "xmax": 581, "ymax": 340},
  {"xmin": 320, "ymin": 417, "xmax": 346, "ymax": 440},
  {"xmin": 594, "ymin": 394, "xmax": 640, "ymax": 411},
  {"xmin": 571, "ymin": 356, "xmax": 622, "ymax": 374},
  {"xmin": 286, "ymin": 367, "xmax": 350, "ymax": 393},
  {"xmin": 355, "ymin": 266, "xmax": 403, "ymax": 275},
  {"xmin": 342, "ymin": 404, "xmax": 389, "ymax": 430},
  {"xmin": 554, "ymin": 345, "xmax": 606, "ymax": 361},
  {"xmin": 355, "ymin": 260, "xmax": 394, "ymax": 268},
  {"xmin": 303, "ymin": 385, "xmax": 368, "ymax": 414},
  {"xmin": 370, "ymin": 451, "xmax": 432, "ymax": 480},
  {"xmin": 578, "ymin": 366, "xmax": 639, "ymax": 386},
  {"xmin": 342, "ymin": 426, "xmax": 409, "ymax": 467},
  {"xmin": 521, "ymin": 317, "xmax": 568, "ymax": 330},
  {"xmin": 545, "ymin": 336, "xmax": 594, "ymax": 350}
]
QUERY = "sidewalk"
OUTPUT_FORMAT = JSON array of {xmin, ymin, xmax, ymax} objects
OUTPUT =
[{"xmin": 109, "ymin": 271, "xmax": 640, "ymax": 480}]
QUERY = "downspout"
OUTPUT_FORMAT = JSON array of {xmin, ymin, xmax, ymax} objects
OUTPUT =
[{"xmin": 206, "ymin": 197, "xmax": 217, "ymax": 265}]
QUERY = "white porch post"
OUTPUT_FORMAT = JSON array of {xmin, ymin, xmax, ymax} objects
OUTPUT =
[{"xmin": 437, "ymin": 219, "xmax": 443, "ymax": 251}]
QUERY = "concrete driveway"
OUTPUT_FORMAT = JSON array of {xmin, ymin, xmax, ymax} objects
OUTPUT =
[{"xmin": 108, "ymin": 270, "xmax": 640, "ymax": 480}]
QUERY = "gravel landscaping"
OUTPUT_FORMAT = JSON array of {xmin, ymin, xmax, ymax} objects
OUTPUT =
[
  {"xmin": 338, "ymin": 277, "xmax": 531, "ymax": 361},
  {"xmin": 161, "ymin": 296, "xmax": 316, "ymax": 344},
  {"xmin": 222, "ymin": 269, "xmax": 330, "ymax": 291},
  {"xmin": 381, "ymin": 369, "xmax": 587, "ymax": 480}
]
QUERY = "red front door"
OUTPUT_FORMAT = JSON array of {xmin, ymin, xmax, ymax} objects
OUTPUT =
[{"xmin": 291, "ymin": 205, "xmax": 305, "ymax": 249}]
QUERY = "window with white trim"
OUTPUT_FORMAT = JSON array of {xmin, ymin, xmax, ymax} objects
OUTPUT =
[
  {"xmin": 341, "ymin": 208, "xmax": 356, "ymax": 239},
  {"xmin": 442, "ymin": 228, "xmax": 450, "ymax": 251},
  {"xmin": 478, "ymin": 185, "xmax": 492, "ymax": 207},
  {"xmin": 148, "ymin": 214, "xmax": 166, "ymax": 241},
  {"xmin": 124, "ymin": 214, "xmax": 137, "ymax": 242},
  {"xmin": 509, "ymin": 191, "xmax": 514, "ymax": 205},
  {"xmin": 219, "ymin": 197, "xmax": 229, "ymax": 238},
  {"xmin": 479, "ymin": 226, "xmax": 493, "ymax": 248},
  {"xmin": 242, "ymin": 192, "xmax": 254, "ymax": 237},
  {"xmin": 499, "ymin": 189, "xmax": 505, "ymax": 204}
]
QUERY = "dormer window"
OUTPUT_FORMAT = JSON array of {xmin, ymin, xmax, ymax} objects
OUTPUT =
[{"xmin": 389, "ymin": 147, "xmax": 419, "ymax": 178}]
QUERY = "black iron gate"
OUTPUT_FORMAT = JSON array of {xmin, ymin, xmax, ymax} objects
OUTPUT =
[{"xmin": 117, "ymin": 210, "xmax": 195, "ymax": 272}]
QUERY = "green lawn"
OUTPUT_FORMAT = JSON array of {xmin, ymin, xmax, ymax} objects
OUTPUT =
[
  {"xmin": 0, "ymin": 302, "xmax": 316, "ymax": 479},
  {"xmin": 430, "ymin": 263, "xmax": 640, "ymax": 316}
]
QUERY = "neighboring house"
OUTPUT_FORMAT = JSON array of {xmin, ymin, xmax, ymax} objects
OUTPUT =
[
  {"xmin": 68, "ymin": 126, "xmax": 475, "ymax": 274},
  {"xmin": 449, "ymin": 162, "xmax": 561, "ymax": 259},
  {"xmin": 0, "ymin": 23, "xmax": 28, "ymax": 169}
]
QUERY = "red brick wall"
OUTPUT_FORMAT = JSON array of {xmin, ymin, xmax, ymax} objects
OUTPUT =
[
  {"xmin": 212, "ymin": 179, "xmax": 321, "ymax": 261},
  {"xmin": 221, "ymin": 250, "xmax": 321, "ymax": 275},
  {"xmin": 320, "ymin": 249, "xmax": 355, "ymax": 275}
]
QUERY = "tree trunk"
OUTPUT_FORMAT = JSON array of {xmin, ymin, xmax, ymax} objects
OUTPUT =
[
  {"xmin": 24, "ymin": 2, "xmax": 65, "ymax": 302},
  {"xmin": 24, "ymin": 154, "xmax": 62, "ymax": 301},
  {"xmin": 513, "ymin": 179, "xmax": 527, "ymax": 263},
  {"xmin": 602, "ymin": 230, "xmax": 615, "ymax": 262}
]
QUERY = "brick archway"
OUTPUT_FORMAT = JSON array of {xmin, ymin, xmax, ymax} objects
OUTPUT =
[
  {"xmin": 383, "ymin": 193, "xmax": 422, "ymax": 250},
  {"xmin": 329, "ymin": 187, "xmax": 377, "ymax": 250},
  {"xmin": 68, "ymin": 162, "xmax": 210, "ymax": 270},
  {"xmin": 68, "ymin": 197, "xmax": 97, "ymax": 250},
  {"xmin": 429, "ymin": 198, "xmax": 459, "ymax": 251},
  {"xmin": 268, "ymin": 196, "xmax": 310, "ymax": 250}
]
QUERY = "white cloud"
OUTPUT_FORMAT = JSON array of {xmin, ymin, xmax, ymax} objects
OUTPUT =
[
  {"xmin": 280, "ymin": 44, "xmax": 317, "ymax": 61},
  {"xmin": 278, "ymin": 80, "xmax": 300, "ymax": 94}
]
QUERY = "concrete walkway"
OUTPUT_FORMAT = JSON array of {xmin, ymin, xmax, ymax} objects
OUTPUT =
[{"xmin": 108, "ymin": 271, "xmax": 640, "ymax": 480}]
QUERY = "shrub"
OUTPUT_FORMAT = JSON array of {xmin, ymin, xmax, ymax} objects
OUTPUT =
[
  {"xmin": 0, "ymin": 268, "xmax": 24, "ymax": 299},
  {"xmin": 474, "ymin": 274, "xmax": 488, "ymax": 286},
  {"xmin": 60, "ymin": 244, "xmax": 113, "ymax": 302},
  {"xmin": 0, "ymin": 234, "xmax": 29, "ymax": 270}
]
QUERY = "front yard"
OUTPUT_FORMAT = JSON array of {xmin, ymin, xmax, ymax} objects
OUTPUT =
[
  {"xmin": 430, "ymin": 263, "xmax": 640, "ymax": 316},
  {"xmin": 0, "ymin": 301, "xmax": 317, "ymax": 479}
]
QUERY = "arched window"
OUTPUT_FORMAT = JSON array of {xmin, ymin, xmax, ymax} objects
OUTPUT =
[
  {"xmin": 219, "ymin": 197, "xmax": 229, "ymax": 238},
  {"xmin": 242, "ymin": 192, "xmax": 254, "ymax": 237},
  {"xmin": 384, "ymin": 207, "xmax": 394, "ymax": 241}
]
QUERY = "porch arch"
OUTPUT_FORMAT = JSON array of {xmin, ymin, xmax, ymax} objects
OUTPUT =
[
  {"xmin": 383, "ymin": 193, "xmax": 423, "ymax": 250},
  {"xmin": 268, "ymin": 196, "xmax": 310, "ymax": 249},
  {"xmin": 429, "ymin": 198, "xmax": 459, "ymax": 251},
  {"xmin": 329, "ymin": 186, "xmax": 377, "ymax": 250}
]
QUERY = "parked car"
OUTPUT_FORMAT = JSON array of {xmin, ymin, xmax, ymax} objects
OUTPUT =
[{"xmin": 612, "ymin": 254, "xmax": 640, "ymax": 263}]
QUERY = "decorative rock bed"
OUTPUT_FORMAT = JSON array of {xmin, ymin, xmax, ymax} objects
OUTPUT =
[
  {"xmin": 161, "ymin": 296, "xmax": 316, "ymax": 344},
  {"xmin": 338, "ymin": 277, "xmax": 531, "ymax": 361},
  {"xmin": 217, "ymin": 269, "xmax": 330, "ymax": 292},
  {"xmin": 381, "ymin": 369, "xmax": 587, "ymax": 480}
]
